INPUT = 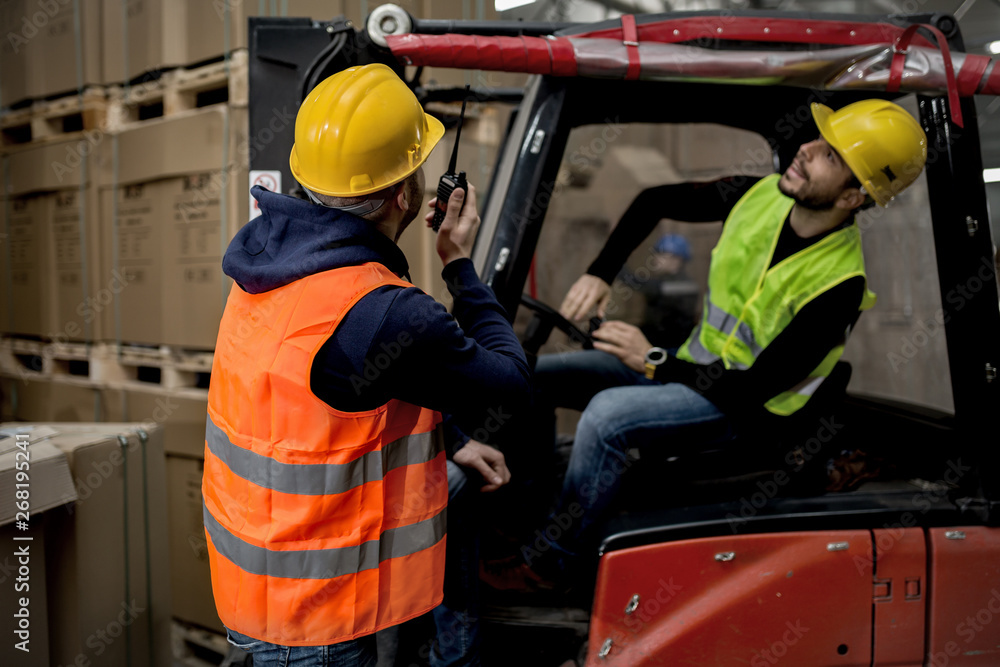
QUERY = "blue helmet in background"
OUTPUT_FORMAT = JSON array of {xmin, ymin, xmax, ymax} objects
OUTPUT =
[{"xmin": 653, "ymin": 234, "xmax": 691, "ymax": 261}]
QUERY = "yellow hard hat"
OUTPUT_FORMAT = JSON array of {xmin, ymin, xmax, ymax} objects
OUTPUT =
[
  {"xmin": 811, "ymin": 100, "xmax": 927, "ymax": 207},
  {"xmin": 289, "ymin": 64, "xmax": 445, "ymax": 197}
]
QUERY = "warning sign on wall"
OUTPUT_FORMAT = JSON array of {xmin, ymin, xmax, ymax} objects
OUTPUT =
[{"xmin": 249, "ymin": 170, "xmax": 282, "ymax": 216}]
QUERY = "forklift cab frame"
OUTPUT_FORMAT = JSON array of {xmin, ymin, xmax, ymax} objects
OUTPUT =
[{"xmin": 248, "ymin": 7, "xmax": 1000, "ymax": 664}]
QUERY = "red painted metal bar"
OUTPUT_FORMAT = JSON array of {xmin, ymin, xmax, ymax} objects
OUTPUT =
[
  {"xmin": 387, "ymin": 16, "xmax": 1000, "ymax": 103},
  {"xmin": 573, "ymin": 16, "xmax": 938, "ymax": 48}
]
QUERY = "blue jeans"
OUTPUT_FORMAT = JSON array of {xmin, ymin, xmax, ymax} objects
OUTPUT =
[
  {"xmin": 226, "ymin": 628, "xmax": 377, "ymax": 666},
  {"xmin": 227, "ymin": 460, "xmax": 479, "ymax": 667},
  {"xmin": 428, "ymin": 460, "xmax": 480, "ymax": 666},
  {"xmin": 535, "ymin": 351, "xmax": 736, "ymax": 557}
]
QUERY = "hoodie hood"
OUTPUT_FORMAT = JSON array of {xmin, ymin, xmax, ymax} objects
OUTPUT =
[{"xmin": 224, "ymin": 186, "xmax": 410, "ymax": 294}]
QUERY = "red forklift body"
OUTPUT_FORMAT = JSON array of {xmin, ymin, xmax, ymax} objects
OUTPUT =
[
  {"xmin": 926, "ymin": 527, "xmax": 1000, "ymax": 666},
  {"xmin": 589, "ymin": 531, "xmax": 873, "ymax": 665}
]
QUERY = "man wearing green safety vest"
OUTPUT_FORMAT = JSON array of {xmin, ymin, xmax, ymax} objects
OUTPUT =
[{"xmin": 489, "ymin": 99, "xmax": 929, "ymax": 589}]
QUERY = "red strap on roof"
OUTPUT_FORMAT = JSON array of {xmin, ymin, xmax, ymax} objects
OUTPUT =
[
  {"xmin": 888, "ymin": 24, "xmax": 962, "ymax": 127},
  {"xmin": 621, "ymin": 14, "xmax": 641, "ymax": 81}
]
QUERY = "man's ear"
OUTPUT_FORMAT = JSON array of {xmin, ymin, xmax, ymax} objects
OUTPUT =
[
  {"xmin": 395, "ymin": 186, "xmax": 409, "ymax": 212},
  {"xmin": 837, "ymin": 187, "xmax": 866, "ymax": 211}
]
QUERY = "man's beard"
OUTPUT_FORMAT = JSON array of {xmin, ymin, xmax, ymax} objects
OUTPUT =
[{"xmin": 778, "ymin": 178, "xmax": 838, "ymax": 211}]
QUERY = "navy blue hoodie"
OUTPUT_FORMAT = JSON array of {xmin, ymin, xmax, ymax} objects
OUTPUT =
[{"xmin": 223, "ymin": 187, "xmax": 530, "ymax": 452}]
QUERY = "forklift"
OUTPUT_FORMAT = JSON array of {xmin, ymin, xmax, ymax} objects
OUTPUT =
[{"xmin": 244, "ymin": 6, "xmax": 1000, "ymax": 665}]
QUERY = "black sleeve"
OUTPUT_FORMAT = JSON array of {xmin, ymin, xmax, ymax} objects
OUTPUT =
[
  {"xmin": 586, "ymin": 177, "xmax": 762, "ymax": 284},
  {"xmin": 440, "ymin": 415, "xmax": 472, "ymax": 458},
  {"xmin": 380, "ymin": 259, "xmax": 531, "ymax": 440},
  {"xmin": 662, "ymin": 276, "xmax": 865, "ymax": 417},
  {"xmin": 375, "ymin": 260, "xmax": 529, "ymax": 414},
  {"xmin": 311, "ymin": 259, "xmax": 530, "ymax": 425}
]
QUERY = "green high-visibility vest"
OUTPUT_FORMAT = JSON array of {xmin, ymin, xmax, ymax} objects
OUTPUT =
[{"xmin": 676, "ymin": 174, "xmax": 877, "ymax": 416}]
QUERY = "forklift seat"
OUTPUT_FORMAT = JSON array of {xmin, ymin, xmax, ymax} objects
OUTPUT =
[
  {"xmin": 690, "ymin": 360, "xmax": 851, "ymax": 461},
  {"xmin": 614, "ymin": 361, "xmax": 854, "ymax": 507}
]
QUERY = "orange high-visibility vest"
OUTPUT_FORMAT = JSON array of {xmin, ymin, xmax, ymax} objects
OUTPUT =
[{"xmin": 202, "ymin": 262, "xmax": 447, "ymax": 647}]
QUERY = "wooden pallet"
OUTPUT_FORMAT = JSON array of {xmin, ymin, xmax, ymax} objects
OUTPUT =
[
  {"xmin": 0, "ymin": 337, "xmax": 47, "ymax": 378},
  {"xmin": 107, "ymin": 50, "xmax": 248, "ymax": 130},
  {"xmin": 91, "ymin": 343, "xmax": 214, "ymax": 390},
  {"xmin": 0, "ymin": 87, "xmax": 109, "ymax": 147},
  {"xmin": 0, "ymin": 336, "xmax": 95, "ymax": 382},
  {"xmin": 0, "ymin": 336, "xmax": 213, "ymax": 390}
]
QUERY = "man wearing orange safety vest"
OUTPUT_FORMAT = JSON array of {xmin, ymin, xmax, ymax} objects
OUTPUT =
[{"xmin": 203, "ymin": 64, "xmax": 530, "ymax": 666}]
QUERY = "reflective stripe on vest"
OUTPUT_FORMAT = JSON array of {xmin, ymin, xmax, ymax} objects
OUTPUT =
[
  {"xmin": 676, "ymin": 174, "xmax": 876, "ymax": 416},
  {"xmin": 203, "ymin": 262, "xmax": 446, "ymax": 647},
  {"xmin": 704, "ymin": 289, "xmax": 762, "ymax": 357},
  {"xmin": 205, "ymin": 415, "xmax": 440, "ymax": 496},
  {"xmin": 203, "ymin": 499, "xmax": 446, "ymax": 580}
]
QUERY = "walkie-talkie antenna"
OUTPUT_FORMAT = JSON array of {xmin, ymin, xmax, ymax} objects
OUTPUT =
[
  {"xmin": 449, "ymin": 85, "xmax": 470, "ymax": 173},
  {"xmin": 430, "ymin": 85, "xmax": 472, "ymax": 233}
]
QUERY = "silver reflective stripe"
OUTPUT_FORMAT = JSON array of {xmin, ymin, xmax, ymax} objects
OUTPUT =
[
  {"xmin": 205, "ymin": 416, "xmax": 438, "ymax": 496},
  {"xmin": 703, "ymin": 294, "xmax": 762, "ymax": 356},
  {"xmin": 685, "ymin": 325, "xmax": 720, "ymax": 365},
  {"xmin": 203, "ymin": 504, "xmax": 446, "ymax": 579},
  {"xmin": 790, "ymin": 375, "xmax": 825, "ymax": 397}
]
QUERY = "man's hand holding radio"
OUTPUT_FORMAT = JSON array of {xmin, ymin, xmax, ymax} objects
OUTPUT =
[{"xmin": 427, "ymin": 183, "xmax": 481, "ymax": 267}]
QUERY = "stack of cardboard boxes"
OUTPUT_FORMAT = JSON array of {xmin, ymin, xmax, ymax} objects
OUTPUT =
[
  {"xmin": 1, "ymin": 0, "xmax": 519, "ymax": 654},
  {"xmin": 2, "ymin": 0, "xmax": 510, "ymax": 109}
]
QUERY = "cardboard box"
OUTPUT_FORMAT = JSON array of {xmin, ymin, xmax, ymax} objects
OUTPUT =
[
  {"xmin": 104, "ymin": 0, "xmax": 339, "ymax": 83},
  {"xmin": 0, "ymin": 195, "xmax": 50, "ymax": 337},
  {"xmin": 0, "ymin": 422, "xmax": 172, "ymax": 667},
  {"xmin": 103, "ymin": 0, "xmax": 524, "ymax": 86},
  {"xmin": 0, "ymin": 0, "xmax": 29, "ymax": 107},
  {"xmin": 191, "ymin": 0, "xmax": 339, "ymax": 65},
  {"xmin": 97, "ymin": 180, "xmax": 164, "ymax": 344},
  {"xmin": 101, "ymin": 0, "xmax": 186, "ymax": 84},
  {"xmin": 166, "ymin": 455, "xmax": 223, "ymax": 632},
  {"xmin": 98, "ymin": 105, "xmax": 249, "ymax": 347},
  {"xmin": 0, "ymin": 374, "xmax": 108, "ymax": 423},
  {"xmin": 0, "ymin": 428, "xmax": 76, "ymax": 667},
  {"xmin": 104, "ymin": 386, "xmax": 208, "ymax": 458},
  {"xmin": 1, "ymin": 132, "xmax": 106, "ymax": 341},
  {"xmin": 0, "ymin": 429, "xmax": 77, "ymax": 524},
  {"xmin": 49, "ymin": 377, "xmax": 102, "ymax": 422},
  {"xmin": 0, "ymin": 374, "xmax": 51, "ymax": 422},
  {"xmin": 23, "ymin": 0, "xmax": 102, "ymax": 99}
]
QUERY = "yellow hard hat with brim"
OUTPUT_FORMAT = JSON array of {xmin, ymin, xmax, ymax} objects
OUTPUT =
[
  {"xmin": 811, "ymin": 100, "xmax": 927, "ymax": 207},
  {"xmin": 290, "ymin": 64, "xmax": 445, "ymax": 197}
]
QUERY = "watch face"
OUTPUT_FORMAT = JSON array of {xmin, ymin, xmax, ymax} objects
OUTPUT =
[{"xmin": 645, "ymin": 347, "xmax": 668, "ymax": 365}]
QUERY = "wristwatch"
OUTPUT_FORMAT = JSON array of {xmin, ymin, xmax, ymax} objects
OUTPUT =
[{"xmin": 644, "ymin": 347, "xmax": 668, "ymax": 380}]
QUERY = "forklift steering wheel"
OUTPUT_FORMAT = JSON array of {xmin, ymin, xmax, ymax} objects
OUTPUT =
[{"xmin": 519, "ymin": 294, "xmax": 595, "ymax": 357}]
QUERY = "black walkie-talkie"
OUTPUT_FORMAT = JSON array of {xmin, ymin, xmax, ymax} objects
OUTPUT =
[{"xmin": 431, "ymin": 86, "xmax": 470, "ymax": 232}]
